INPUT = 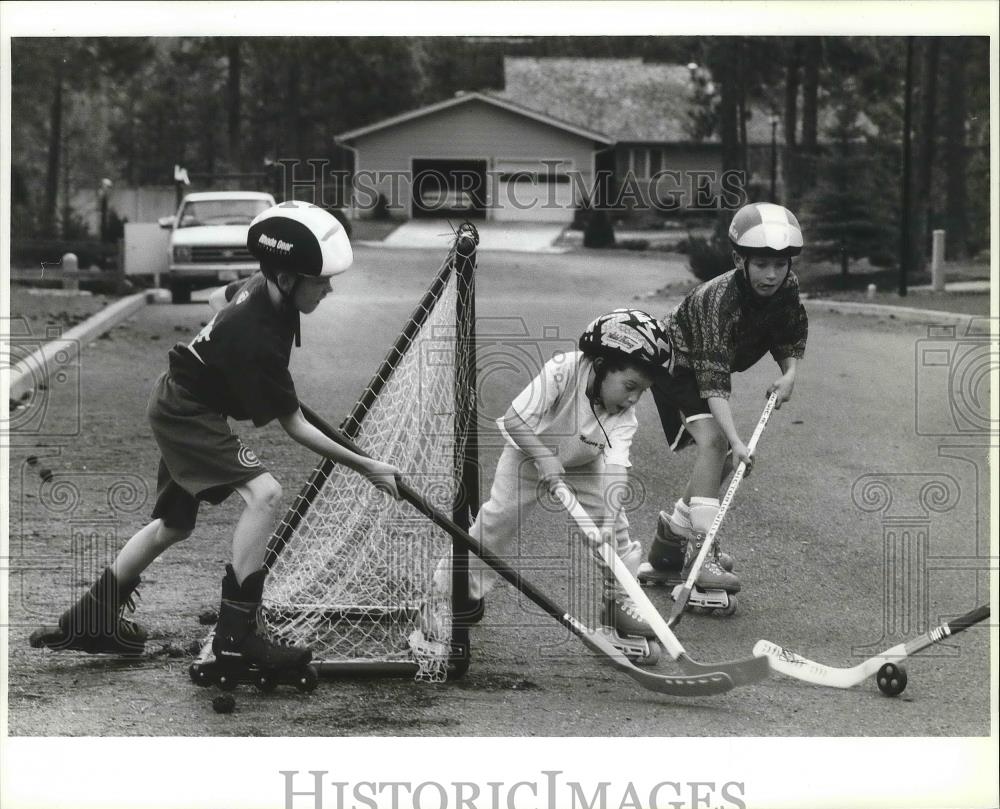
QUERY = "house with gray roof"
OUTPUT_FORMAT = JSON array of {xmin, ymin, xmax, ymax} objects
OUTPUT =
[
  {"xmin": 498, "ymin": 57, "xmax": 786, "ymax": 220},
  {"xmin": 335, "ymin": 56, "xmax": 816, "ymax": 224},
  {"xmin": 337, "ymin": 91, "xmax": 611, "ymax": 224}
]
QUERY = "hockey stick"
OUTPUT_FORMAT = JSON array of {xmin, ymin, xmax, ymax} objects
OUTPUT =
[
  {"xmin": 299, "ymin": 404, "xmax": 734, "ymax": 697},
  {"xmin": 754, "ymin": 604, "xmax": 990, "ymax": 688},
  {"xmin": 668, "ymin": 392, "xmax": 778, "ymax": 628},
  {"xmin": 550, "ymin": 482, "xmax": 769, "ymax": 687}
]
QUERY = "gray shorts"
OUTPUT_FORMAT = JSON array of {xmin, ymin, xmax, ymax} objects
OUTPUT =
[{"xmin": 147, "ymin": 372, "xmax": 267, "ymax": 530}]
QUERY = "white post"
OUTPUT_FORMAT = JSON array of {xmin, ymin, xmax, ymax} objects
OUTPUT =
[
  {"xmin": 61, "ymin": 252, "xmax": 80, "ymax": 291},
  {"xmin": 931, "ymin": 229, "xmax": 946, "ymax": 291}
]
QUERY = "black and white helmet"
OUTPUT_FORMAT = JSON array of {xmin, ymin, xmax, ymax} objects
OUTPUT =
[
  {"xmin": 579, "ymin": 309, "xmax": 674, "ymax": 373},
  {"xmin": 728, "ymin": 202, "xmax": 803, "ymax": 258},
  {"xmin": 247, "ymin": 202, "xmax": 352, "ymax": 279}
]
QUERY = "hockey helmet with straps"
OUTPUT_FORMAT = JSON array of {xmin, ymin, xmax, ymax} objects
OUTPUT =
[
  {"xmin": 579, "ymin": 309, "xmax": 674, "ymax": 374},
  {"xmin": 247, "ymin": 202, "xmax": 353, "ymax": 279},
  {"xmin": 728, "ymin": 202, "xmax": 803, "ymax": 258}
]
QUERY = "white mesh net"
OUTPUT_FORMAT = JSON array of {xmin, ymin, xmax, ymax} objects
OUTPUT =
[{"xmin": 262, "ymin": 234, "xmax": 477, "ymax": 682}]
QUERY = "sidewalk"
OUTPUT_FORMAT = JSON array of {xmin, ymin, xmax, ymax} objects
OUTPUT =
[{"xmin": 358, "ymin": 220, "xmax": 570, "ymax": 253}]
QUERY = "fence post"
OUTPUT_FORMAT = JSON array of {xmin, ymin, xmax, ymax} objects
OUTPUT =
[
  {"xmin": 931, "ymin": 229, "xmax": 946, "ymax": 291},
  {"xmin": 116, "ymin": 238, "xmax": 127, "ymax": 294},
  {"xmin": 61, "ymin": 252, "xmax": 79, "ymax": 291}
]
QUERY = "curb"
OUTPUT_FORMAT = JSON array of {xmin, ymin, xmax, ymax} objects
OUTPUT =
[
  {"xmin": 803, "ymin": 297, "xmax": 980, "ymax": 327},
  {"xmin": 8, "ymin": 292, "xmax": 149, "ymax": 401}
]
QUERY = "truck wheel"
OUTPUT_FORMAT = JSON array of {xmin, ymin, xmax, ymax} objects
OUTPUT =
[{"xmin": 170, "ymin": 283, "xmax": 191, "ymax": 304}]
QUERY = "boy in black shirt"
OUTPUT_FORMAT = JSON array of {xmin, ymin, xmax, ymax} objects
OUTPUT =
[{"xmin": 32, "ymin": 203, "xmax": 400, "ymax": 671}]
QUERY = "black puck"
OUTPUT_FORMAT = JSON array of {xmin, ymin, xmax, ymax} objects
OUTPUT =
[{"xmin": 212, "ymin": 694, "xmax": 236, "ymax": 714}]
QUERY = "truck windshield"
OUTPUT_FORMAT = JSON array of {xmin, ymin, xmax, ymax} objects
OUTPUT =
[{"xmin": 177, "ymin": 199, "xmax": 271, "ymax": 228}]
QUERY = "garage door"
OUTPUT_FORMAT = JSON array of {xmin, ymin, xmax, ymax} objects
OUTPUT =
[
  {"xmin": 494, "ymin": 160, "xmax": 576, "ymax": 223},
  {"xmin": 411, "ymin": 159, "xmax": 487, "ymax": 219}
]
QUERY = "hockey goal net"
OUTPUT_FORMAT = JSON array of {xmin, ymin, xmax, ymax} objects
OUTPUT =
[{"xmin": 261, "ymin": 225, "xmax": 480, "ymax": 682}]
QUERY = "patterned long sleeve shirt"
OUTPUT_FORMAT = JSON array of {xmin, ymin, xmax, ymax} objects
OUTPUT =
[{"xmin": 662, "ymin": 268, "xmax": 808, "ymax": 400}]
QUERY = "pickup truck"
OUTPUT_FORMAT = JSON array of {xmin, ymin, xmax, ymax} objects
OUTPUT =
[{"xmin": 158, "ymin": 191, "xmax": 276, "ymax": 303}]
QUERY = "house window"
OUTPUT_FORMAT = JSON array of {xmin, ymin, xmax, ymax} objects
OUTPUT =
[
  {"xmin": 649, "ymin": 148, "xmax": 663, "ymax": 176},
  {"xmin": 629, "ymin": 147, "xmax": 663, "ymax": 179}
]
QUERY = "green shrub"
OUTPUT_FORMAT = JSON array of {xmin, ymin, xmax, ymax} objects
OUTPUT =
[
  {"xmin": 371, "ymin": 193, "xmax": 392, "ymax": 222},
  {"xmin": 583, "ymin": 209, "xmax": 615, "ymax": 248},
  {"xmin": 687, "ymin": 236, "xmax": 733, "ymax": 282}
]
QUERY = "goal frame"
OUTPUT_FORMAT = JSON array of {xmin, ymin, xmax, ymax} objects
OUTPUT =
[{"xmin": 263, "ymin": 224, "xmax": 481, "ymax": 678}]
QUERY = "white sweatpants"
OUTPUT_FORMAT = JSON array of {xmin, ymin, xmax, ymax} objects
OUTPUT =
[{"xmin": 460, "ymin": 445, "xmax": 641, "ymax": 600}]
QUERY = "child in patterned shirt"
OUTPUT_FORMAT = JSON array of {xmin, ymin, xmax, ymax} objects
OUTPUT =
[{"xmin": 640, "ymin": 202, "xmax": 808, "ymax": 594}]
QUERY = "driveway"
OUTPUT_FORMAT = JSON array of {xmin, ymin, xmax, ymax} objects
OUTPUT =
[{"xmin": 372, "ymin": 219, "xmax": 569, "ymax": 253}]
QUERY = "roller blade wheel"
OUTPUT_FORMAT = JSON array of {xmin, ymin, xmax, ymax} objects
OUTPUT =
[
  {"xmin": 189, "ymin": 658, "xmax": 319, "ymax": 694},
  {"xmin": 636, "ymin": 566, "xmax": 738, "ymax": 616},
  {"xmin": 595, "ymin": 627, "xmax": 661, "ymax": 667},
  {"xmin": 876, "ymin": 662, "xmax": 908, "ymax": 697},
  {"xmin": 665, "ymin": 582, "xmax": 737, "ymax": 616}
]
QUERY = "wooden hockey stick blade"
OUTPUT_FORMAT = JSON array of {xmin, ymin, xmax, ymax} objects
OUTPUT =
[
  {"xmin": 669, "ymin": 393, "xmax": 778, "ymax": 626},
  {"xmin": 551, "ymin": 483, "xmax": 769, "ymax": 687},
  {"xmin": 298, "ymin": 404, "xmax": 734, "ymax": 697},
  {"xmin": 754, "ymin": 604, "xmax": 990, "ymax": 689}
]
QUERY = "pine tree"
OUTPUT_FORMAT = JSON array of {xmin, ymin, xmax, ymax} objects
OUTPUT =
[{"xmin": 801, "ymin": 88, "xmax": 897, "ymax": 279}]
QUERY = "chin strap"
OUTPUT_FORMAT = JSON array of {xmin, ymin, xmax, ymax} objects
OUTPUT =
[
  {"xmin": 272, "ymin": 275, "xmax": 302, "ymax": 347},
  {"xmin": 289, "ymin": 276, "xmax": 302, "ymax": 347},
  {"xmin": 587, "ymin": 364, "xmax": 613, "ymax": 449}
]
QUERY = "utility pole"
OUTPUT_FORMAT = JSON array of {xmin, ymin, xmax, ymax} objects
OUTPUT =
[
  {"xmin": 770, "ymin": 114, "xmax": 779, "ymax": 201},
  {"xmin": 899, "ymin": 37, "xmax": 914, "ymax": 297}
]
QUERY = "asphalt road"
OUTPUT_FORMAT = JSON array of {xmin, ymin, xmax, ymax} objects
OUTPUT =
[{"xmin": 7, "ymin": 244, "xmax": 992, "ymax": 742}]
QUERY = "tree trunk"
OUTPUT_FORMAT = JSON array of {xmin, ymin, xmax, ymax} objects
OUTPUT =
[
  {"xmin": 44, "ymin": 59, "xmax": 63, "ymax": 237},
  {"xmin": 899, "ymin": 37, "xmax": 915, "ymax": 296},
  {"xmin": 286, "ymin": 59, "xmax": 302, "ymax": 161},
  {"xmin": 227, "ymin": 38, "xmax": 242, "ymax": 171},
  {"xmin": 716, "ymin": 41, "xmax": 742, "ymax": 240},
  {"xmin": 783, "ymin": 41, "xmax": 800, "ymax": 148},
  {"xmin": 913, "ymin": 37, "xmax": 940, "ymax": 272},
  {"xmin": 943, "ymin": 39, "xmax": 968, "ymax": 259},
  {"xmin": 801, "ymin": 37, "xmax": 821, "ymax": 192},
  {"xmin": 783, "ymin": 40, "xmax": 801, "ymax": 204},
  {"xmin": 737, "ymin": 38, "xmax": 749, "ymax": 180},
  {"xmin": 61, "ymin": 119, "xmax": 71, "ymax": 238}
]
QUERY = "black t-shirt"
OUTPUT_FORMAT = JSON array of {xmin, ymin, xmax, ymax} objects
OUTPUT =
[{"xmin": 167, "ymin": 273, "xmax": 299, "ymax": 426}]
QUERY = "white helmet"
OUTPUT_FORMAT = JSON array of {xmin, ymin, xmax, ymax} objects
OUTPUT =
[
  {"xmin": 247, "ymin": 202, "xmax": 352, "ymax": 278},
  {"xmin": 728, "ymin": 202, "xmax": 803, "ymax": 258}
]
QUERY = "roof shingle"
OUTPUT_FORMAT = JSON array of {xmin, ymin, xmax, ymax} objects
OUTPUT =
[{"xmin": 497, "ymin": 57, "xmax": 704, "ymax": 143}]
